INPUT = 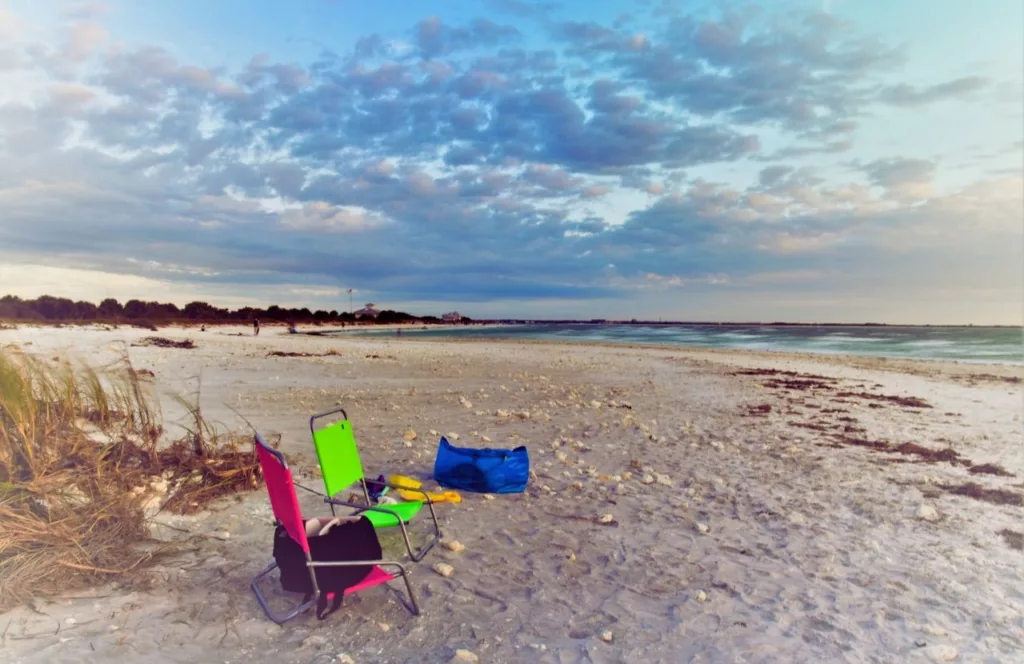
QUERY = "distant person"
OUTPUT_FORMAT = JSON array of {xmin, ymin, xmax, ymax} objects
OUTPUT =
[
  {"xmin": 253, "ymin": 318, "xmax": 260, "ymax": 336},
  {"xmin": 397, "ymin": 328, "xmax": 402, "ymax": 336}
]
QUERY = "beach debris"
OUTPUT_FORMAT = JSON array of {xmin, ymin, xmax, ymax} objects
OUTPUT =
[
  {"xmin": 134, "ymin": 336, "xmax": 195, "ymax": 349},
  {"xmin": 999, "ymin": 529, "xmax": 1024, "ymax": 551},
  {"xmin": 266, "ymin": 350, "xmax": 339, "ymax": 358},
  {"xmin": 746, "ymin": 404, "xmax": 772, "ymax": 416},
  {"xmin": 446, "ymin": 432, "xmax": 460, "ymax": 441},
  {"xmin": 641, "ymin": 474, "xmax": 655, "ymax": 485},
  {"xmin": 555, "ymin": 451, "xmax": 569, "ymax": 463},
  {"xmin": 480, "ymin": 435, "xmax": 492, "ymax": 443},
  {"xmin": 834, "ymin": 390, "xmax": 932, "ymax": 409},
  {"xmin": 459, "ymin": 396, "xmax": 473, "ymax": 408},
  {"xmin": 968, "ymin": 463, "xmax": 1014, "ymax": 477},
  {"xmin": 922, "ymin": 625, "xmax": 947, "ymax": 637},
  {"xmin": 570, "ymin": 481, "xmax": 584, "ymax": 491},
  {"xmin": 433, "ymin": 563, "xmax": 455, "ymax": 578},
  {"xmin": 695, "ymin": 590, "xmax": 708, "ymax": 602},
  {"xmin": 600, "ymin": 630, "xmax": 613, "ymax": 643},
  {"xmin": 915, "ymin": 504, "xmax": 940, "ymax": 522},
  {"xmin": 590, "ymin": 400, "xmax": 603, "ymax": 409},
  {"xmin": 938, "ymin": 482, "xmax": 1023, "ymax": 507},
  {"xmin": 336, "ymin": 655, "xmax": 356, "ymax": 664},
  {"xmin": 515, "ymin": 410, "xmax": 531, "ymax": 419},
  {"xmin": 302, "ymin": 634, "xmax": 329, "ymax": 649},
  {"xmin": 696, "ymin": 522, "xmax": 711, "ymax": 534},
  {"xmin": 923, "ymin": 645, "xmax": 958, "ymax": 662},
  {"xmin": 566, "ymin": 550, "xmax": 576, "ymax": 561},
  {"xmin": 483, "ymin": 494, "xmax": 495, "ymax": 501},
  {"xmin": 597, "ymin": 513, "xmax": 616, "ymax": 525},
  {"xmin": 655, "ymin": 473, "xmax": 672, "ymax": 486},
  {"xmin": 403, "ymin": 429, "xmax": 417, "ymax": 441},
  {"xmin": 442, "ymin": 540, "xmax": 465, "ymax": 552},
  {"xmin": 495, "ymin": 409, "xmax": 510, "ymax": 418},
  {"xmin": 377, "ymin": 622, "xmax": 390, "ymax": 632},
  {"xmin": 451, "ymin": 650, "xmax": 479, "ymax": 663}
]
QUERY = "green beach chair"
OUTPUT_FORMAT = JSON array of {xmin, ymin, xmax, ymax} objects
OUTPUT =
[{"xmin": 310, "ymin": 407, "xmax": 441, "ymax": 562}]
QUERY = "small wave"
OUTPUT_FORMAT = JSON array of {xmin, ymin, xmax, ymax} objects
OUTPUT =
[
  {"xmin": 902, "ymin": 339, "xmax": 956, "ymax": 348},
  {"xmin": 820, "ymin": 335, "xmax": 886, "ymax": 343}
]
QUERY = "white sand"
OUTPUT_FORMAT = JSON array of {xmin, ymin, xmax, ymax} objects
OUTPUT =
[{"xmin": 1, "ymin": 324, "xmax": 1021, "ymax": 664}]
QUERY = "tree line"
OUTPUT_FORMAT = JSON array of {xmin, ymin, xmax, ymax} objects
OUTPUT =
[{"xmin": 0, "ymin": 295, "xmax": 470, "ymax": 326}]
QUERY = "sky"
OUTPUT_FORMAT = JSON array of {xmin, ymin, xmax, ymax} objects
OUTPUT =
[{"xmin": 0, "ymin": 0, "xmax": 1021, "ymax": 324}]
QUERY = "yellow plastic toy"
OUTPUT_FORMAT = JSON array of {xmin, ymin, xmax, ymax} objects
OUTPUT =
[
  {"xmin": 389, "ymin": 475, "xmax": 462, "ymax": 504},
  {"xmin": 389, "ymin": 475, "xmax": 423, "ymax": 490},
  {"xmin": 397, "ymin": 488, "xmax": 462, "ymax": 504}
]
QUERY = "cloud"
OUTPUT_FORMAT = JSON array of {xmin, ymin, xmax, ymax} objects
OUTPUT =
[
  {"xmin": 878, "ymin": 76, "xmax": 989, "ymax": 107},
  {"xmin": 858, "ymin": 157, "xmax": 936, "ymax": 200},
  {"xmin": 279, "ymin": 202, "xmax": 391, "ymax": 233},
  {"xmin": 556, "ymin": 8, "xmax": 905, "ymax": 140},
  {"xmin": 415, "ymin": 17, "xmax": 520, "ymax": 59}
]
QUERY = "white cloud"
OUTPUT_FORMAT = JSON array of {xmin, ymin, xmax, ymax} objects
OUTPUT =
[{"xmin": 279, "ymin": 202, "xmax": 390, "ymax": 233}]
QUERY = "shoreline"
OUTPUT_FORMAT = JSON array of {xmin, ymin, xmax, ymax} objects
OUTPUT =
[{"xmin": 321, "ymin": 329, "xmax": 1024, "ymax": 378}]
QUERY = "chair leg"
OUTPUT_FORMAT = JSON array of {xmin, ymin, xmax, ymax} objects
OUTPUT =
[
  {"xmin": 250, "ymin": 560, "xmax": 318, "ymax": 624},
  {"xmin": 378, "ymin": 562, "xmax": 420, "ymax": 616},
  {"xmin": 384, "ymin": 496, "xmax": 441, "ymax": 562},
  {"xmin": 415, "ymin": 499, "xmax": 443, "ymax": 562},
  {"xmin": 393, "ymin": 511, "xmax": 439, "ymax": 563}
]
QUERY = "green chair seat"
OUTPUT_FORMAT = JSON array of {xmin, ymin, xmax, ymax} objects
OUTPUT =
[{"xmin": 363, "ymin": 500, "xmax": 423, "ymax": 528}]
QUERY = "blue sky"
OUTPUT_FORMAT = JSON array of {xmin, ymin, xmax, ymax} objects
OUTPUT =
[{"xmin": 0, "ymin": 0, "xmax": 1020, "ymax": 323}]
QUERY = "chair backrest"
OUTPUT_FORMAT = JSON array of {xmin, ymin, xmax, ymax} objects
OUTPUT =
[
  {"xmin": 255, "ymin": 433, "xmax": 309, "ymax": 554},
  {"xmin": 311, "ymin": 418, "xmax": 366, "ymax": 498}
]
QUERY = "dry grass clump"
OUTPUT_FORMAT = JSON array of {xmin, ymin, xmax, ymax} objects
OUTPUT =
[{"xmin": 0, "ymin": 345, "xmax": 259, "ymax": 610}]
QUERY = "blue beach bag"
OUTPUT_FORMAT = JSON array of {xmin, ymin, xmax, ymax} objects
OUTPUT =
[{"xmin": 432, "ymin": 437, "xmax": 530, "ymax": 494}]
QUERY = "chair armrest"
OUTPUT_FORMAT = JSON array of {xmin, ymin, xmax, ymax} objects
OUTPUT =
[
  {"xmin": 325, "ymin": 498, "xmax": 410, "ymax": 517},
  {"xmin": 308, "ymin": 559, "xmax": 387, "ymax": 568}
]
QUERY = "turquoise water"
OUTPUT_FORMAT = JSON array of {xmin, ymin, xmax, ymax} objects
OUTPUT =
[{"xmin": 343, "ymin": 324, "xmax": 1024, "ymax": 364}]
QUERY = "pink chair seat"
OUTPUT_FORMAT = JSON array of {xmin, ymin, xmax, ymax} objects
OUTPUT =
[{"xmin": 321, "ymin": 566, "xmax": 395, "ymax": 601}]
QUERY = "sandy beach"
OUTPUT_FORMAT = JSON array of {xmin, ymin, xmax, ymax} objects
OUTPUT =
[{"xmin": 0, "ymin": 324, "xmax": 1021, "ymax": 664}]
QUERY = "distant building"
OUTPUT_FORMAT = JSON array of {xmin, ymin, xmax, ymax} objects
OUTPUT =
[
  {"xmin": 441, "ymin": 311, "xmax": 463, "ymax": 322},
  {"xmin": 354, "ymin": 303, "xmax": 381, "ymax": 319}
]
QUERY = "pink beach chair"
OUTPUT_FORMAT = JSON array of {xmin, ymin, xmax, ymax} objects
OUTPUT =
[{"xmin": 250, "ymin": 433, "xmax": 419, "ymax": 623}]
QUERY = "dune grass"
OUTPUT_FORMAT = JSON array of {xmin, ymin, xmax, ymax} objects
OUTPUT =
[{"xmin": 0, "ymin": 344, "xmax": 260, "ymax": 610}]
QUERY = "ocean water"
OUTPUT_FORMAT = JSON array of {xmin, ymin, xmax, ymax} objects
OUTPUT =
[{"xmin": 344, "ymin": 324, "xmax": 1024, "ymax": 364}]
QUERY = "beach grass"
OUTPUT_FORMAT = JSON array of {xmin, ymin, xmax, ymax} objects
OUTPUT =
[{"xmin": 0, "ymin": 344, "xmax": 260, "ymax": 610}]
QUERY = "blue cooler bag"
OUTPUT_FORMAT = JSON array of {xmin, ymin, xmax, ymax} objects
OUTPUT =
[{"xmin": 433, "ymin": 437, "xmax": 530, "ymax": 494}]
